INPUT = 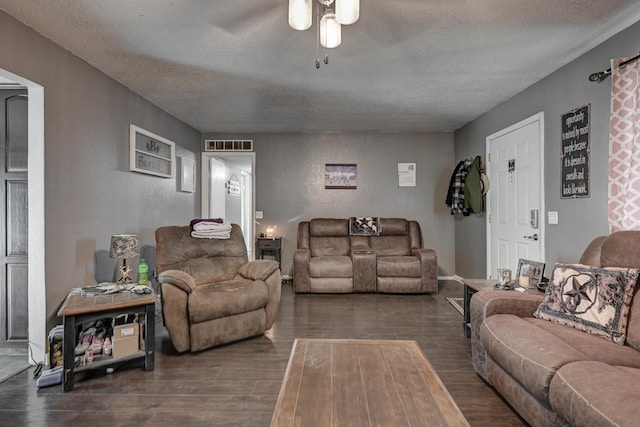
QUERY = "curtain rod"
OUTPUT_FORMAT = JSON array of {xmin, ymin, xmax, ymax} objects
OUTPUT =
[{"xmin": 588, "ymin": 52, "xmax": 640, "ymax": 82}]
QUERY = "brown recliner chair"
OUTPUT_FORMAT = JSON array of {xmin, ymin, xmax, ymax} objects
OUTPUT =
[{"xmin": 155, "ymin": 224, "xmax": 281, "ymax": 352}]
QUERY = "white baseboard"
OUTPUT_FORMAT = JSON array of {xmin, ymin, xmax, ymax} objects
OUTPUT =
[{"xmin": 438, "ymin": 275, "xmax": 465, "ymax": 284}]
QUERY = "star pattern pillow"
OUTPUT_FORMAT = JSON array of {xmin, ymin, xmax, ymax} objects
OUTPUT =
[
  {"xmin": 349, "ymin": 217, "xmax": 380, "ymax": 236},
  {"xmin": 533, "ymin": 263, "xmax": 639, "ymax": 345}
]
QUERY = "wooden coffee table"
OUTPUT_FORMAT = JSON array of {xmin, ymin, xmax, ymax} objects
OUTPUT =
[{"xmin": 271, "ymin": 338, "xmax": 469, "ymax": 427}]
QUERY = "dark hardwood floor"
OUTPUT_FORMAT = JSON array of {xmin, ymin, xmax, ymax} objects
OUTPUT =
[{"xmin": 0, "ymin": 280, "xmax": 526, "ymax": 426}]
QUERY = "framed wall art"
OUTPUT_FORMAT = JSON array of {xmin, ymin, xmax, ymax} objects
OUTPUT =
[
  {"xmin": 129, "ymin": 124, "xmax": 175, "ymax": 178},
  {"xmin": 180, "ymin": 157, "xmax": 195, "ymax": 192},
  {"xmin": 561, "ymin": 104, "xmax": 590, "ymax": 198},
  {"xmin": 324, "ymin": 163, "xmax": 357, "ymax": 189},
  {"xmin": 398, "ymin": 162, "xmax": 416, "ymax": 187}
]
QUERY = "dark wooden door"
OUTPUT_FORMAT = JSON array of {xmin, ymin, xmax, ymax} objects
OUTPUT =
[{"xmin": 0, "ymin": 89, "xmax": 28, "ymax": 343}]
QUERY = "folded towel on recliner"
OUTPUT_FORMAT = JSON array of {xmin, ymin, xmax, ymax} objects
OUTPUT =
[
  {"xmin": 190, "ymin": 218, "xmax": 224, "ymax": 230},
  {"xmin": 191, "ymin": 230, "xmax": 231, "ymax": 239},
  {"xmin": 193, "ymin": 221, "xmax": 231, "ymax": 232},
  {"xmin": 189, "ymin": 218, "xmax": 232, "ymax": 238}
]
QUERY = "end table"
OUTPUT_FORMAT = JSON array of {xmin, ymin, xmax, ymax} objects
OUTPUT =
[
  {"xmin": 462, "ymin": 279, "xmax": 542, "ymax": 338},
  {"xmin": 256, "ymin": 237, "xmax": 282, "ymax": 267},
  {"xmin": 57, "ymin": 289, "xmax": 157, "ymax": 391}
]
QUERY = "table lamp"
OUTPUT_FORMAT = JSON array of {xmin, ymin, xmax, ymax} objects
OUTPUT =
[{"xmin": 110, "ymin": 234, "xmax": 139, "ymax": 283}]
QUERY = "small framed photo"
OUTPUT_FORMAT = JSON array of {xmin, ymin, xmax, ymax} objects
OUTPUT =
[
  {"xmin": 324, "ymin": 163, "xmax": 357, "ymax": 189},
  {"xmin": 516, "ymin": 259, "xmax": 546, "ymax": 288},
  {"xmin": 180, "ymin": 157, "xmax": 195, "ymax": 193}
]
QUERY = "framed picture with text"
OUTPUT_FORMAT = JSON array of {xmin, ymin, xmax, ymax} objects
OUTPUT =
[{"xmin": 129, "ymin": 124, "xmax": 175, "ymax": 178}]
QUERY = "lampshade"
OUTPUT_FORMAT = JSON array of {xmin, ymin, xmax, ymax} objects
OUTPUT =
[
  {"xmin": 335, "ymin": 0, "xmax": 359, "ymax": 25},
  {"xmin": 320, "ymin": 12, "xmax": 341, "ymax": 48},
  {"xmin": 266, "ymin": 226, "xmax": 277, "ymax": 238},
  {"xmin": 289, "ymin": 0, "xmax": 312, "ymax": 31},
  {"xmin": 109, "ymin": 234, "xmax": 139, "ymax": 259}
]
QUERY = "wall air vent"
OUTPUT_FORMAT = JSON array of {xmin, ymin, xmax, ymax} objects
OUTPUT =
[{"xmin": 204, "ymin": 140, "xmax": 253, "ymax": 152}]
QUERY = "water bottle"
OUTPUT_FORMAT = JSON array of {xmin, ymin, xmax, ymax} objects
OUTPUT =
[{"xmin": 138, "ymin": 258, "xmax": 149, "ymax": 286}]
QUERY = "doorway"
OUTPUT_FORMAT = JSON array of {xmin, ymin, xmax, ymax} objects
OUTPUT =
[
  {"xmin": 201, "ymin": 152, "xmax": 255, "ymax": 258},
  {"xmin": 1, "ymin": 89, "xmax": 28, "ymax": 345},
  {"xmin": 486, "ymin": 112, "xmax": 545, "ymax": 279},
  {"xmin": 0, "ymin": 68, "xmax": 46, "ymax": 364}
]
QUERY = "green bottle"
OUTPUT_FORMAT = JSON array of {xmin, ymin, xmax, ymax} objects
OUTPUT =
[{"xmin": 138, "ymin": 258, "xmax": 149, "ymax": 286}]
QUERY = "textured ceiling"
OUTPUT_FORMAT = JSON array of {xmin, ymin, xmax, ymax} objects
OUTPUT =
[{"xmin": 2, "ymin": 0, "xmax": 640, "ymax": 133}]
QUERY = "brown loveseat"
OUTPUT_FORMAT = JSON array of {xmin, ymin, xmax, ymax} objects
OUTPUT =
[
  {"xmin": 293, "ymin": 218, "xmax": 437, "ymax": 293},
  {"xmin": 471, "ymin": 231, "xmax": 640, "ymax": 427},
  {"xmin": 155, "ymin": 224, "xmax": 281, "ymax": 352}
]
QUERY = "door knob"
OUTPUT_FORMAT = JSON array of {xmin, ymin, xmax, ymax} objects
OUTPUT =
[{"xmin": 523, "ymin": 233, "xmax": 539, "ymax": 241}]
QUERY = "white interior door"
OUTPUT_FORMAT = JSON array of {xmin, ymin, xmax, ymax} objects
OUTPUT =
[{"xmin": 486, "ymin": 112, "xmax": 545, "ymax": 280}]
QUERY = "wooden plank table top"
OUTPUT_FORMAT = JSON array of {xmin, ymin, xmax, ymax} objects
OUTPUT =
[
  {"xmin": 271, "ymin": 338, "xmax": 469, "ymax": 427},
  {"xmin": 57, "ymin": 289, "xmax": 157, "ymax": 317}
]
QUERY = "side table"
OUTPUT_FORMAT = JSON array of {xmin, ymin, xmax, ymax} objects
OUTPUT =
[
  {"xmin": 57, "ymin": 289, "xmax": 157, "ymax": 391},
  {"xmin": 462, "ymin": 279, "xmax": 542, "ymax": 338},
  {"xmin": 256, "ymin": 237, "xmax": 282, "ymax": 267}
]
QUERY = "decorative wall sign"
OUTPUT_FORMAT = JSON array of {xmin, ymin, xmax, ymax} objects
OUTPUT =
[
  {"xmin": 325, "ymin": 164, "xmax": 357, "ymax": 189},
  {"xmin": 561, "ymin": 105, "xmax": 590, "ymax": 198},
  {"xmin": 398, "ymin": 163, "xmax": 416, "ymax": 187},
  {"xmin": 129, "ymin": 124, "xmax": 175, "ymax": 178}
]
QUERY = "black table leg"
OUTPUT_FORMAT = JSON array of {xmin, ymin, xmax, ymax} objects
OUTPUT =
[
  {"xmin": 144, "ymin": 303, "xmax": 155, "ymax": 371},
  {"xmin": 62, "ymin": 315, "xmax": 76, "ymax": 391},
  {"xmin": 463, "ymin": 285, "xmax": 475, "ymax": 338}
]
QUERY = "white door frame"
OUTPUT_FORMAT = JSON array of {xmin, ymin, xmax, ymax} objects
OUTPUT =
[
  {"xmin": 485, "ymin": 112, "xmax": 545, "ymax": 279},
  {"xmin": 201, "ymin": 151, "xmax": 256, "ymax": 257},
  {"xmin": 0, "ymin": 68, "xmax": 46, "ymax": 363},
  {"xmin": 240, "ymin": 170, "xmax": 252, "ymax": 258}
]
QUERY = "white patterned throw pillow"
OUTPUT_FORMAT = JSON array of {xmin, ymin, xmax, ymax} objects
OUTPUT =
[{"xmin": 534, "ymin": 263, "xmax": 639, "ymax": 345}]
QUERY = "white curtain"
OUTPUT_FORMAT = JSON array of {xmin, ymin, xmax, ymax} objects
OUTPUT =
[{"xmin": 608, "ymin": 53, "xmax": 640, "ymax": 232}]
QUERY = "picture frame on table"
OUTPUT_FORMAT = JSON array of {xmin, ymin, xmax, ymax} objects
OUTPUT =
[{"xmin": 516, "ymin": 259, "xmax": 546, "ymax": 288}]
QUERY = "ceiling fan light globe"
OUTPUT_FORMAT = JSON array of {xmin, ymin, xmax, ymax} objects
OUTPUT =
[
  {"xmin": 320, "ymin": 13, "xmax": 341, "ymax": 48},
  {"xmin": 289, "ymin": 0, "xmax": 312, "ymax": 31},
  {"xmin": 335, "ymin": 0, "xmax": 359, "ymax": 25}
]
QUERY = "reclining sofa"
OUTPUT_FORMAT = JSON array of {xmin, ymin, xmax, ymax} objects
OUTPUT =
[
  {"xmin": 293, "ymin": 218, "xmax": 437, "ymax": 294},
  {"xmin": 471, "ymin": 231, "xmax": 640, "ymax": 427}
]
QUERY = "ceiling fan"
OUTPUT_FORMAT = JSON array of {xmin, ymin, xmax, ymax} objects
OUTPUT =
[{"xmin": 207, "ymin": 0, "xmax": 429, "ymax": 41}]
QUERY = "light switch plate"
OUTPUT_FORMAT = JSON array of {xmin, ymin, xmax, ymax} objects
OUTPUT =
[
  {"xmin": 548, "ymin": 211, "xmax": 558, "ymax": 225},
  {"xmin": 255, "ymin": 211, "xmax": 264, "ymax": 219}
]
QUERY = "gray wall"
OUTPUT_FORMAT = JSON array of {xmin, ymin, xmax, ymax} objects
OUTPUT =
[
  {"xmin": 203, "ymin": 132, "xmax": 456, "ymax": 277},
  {"xmin": 454, "ymin": 20, "xmax": 640, "ymax": 278},
  {"xmin": 0, "ymin": 11, "xmax": 201, "ymax": 319}
]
